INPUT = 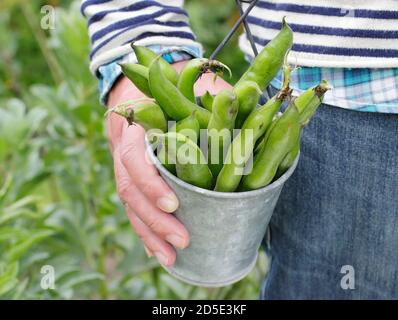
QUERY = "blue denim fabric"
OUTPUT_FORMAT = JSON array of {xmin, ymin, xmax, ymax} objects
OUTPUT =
[{"xmin": 261, "ymin": 87, "xmax": 398, "ymax": 299}]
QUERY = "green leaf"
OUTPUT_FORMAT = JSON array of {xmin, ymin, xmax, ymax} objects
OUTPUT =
[
  {"xmin": 0, "ymin": 173, "xmax": 12, "ymax": 200},
  {"xmin": 0, "ymin": 195, "xmax": 40, "ymax": 225},
  {"xmin": 9, "ymin": 278, "xmax": 29, "ymax": 300},
  {"xmin": 57, "ymin": 272, "xmax": 104, "ymax": 292},
  {"xmin": 0, "ymin": 261, "xmax": 19, "ymax": 296},
  {"xmin": 0, "ymin": 226, "xmax": 27, "ymax": 242},
  {"xmin": 16, "ymin": 171, "xmax": 52, "ymax": 198},
  {"xmin": 0, "ymin": 208, "xmax": 38, "ymax": 226},
  {"xmin": 4, "ymin": 195, "xmax": 37, "ymax": 212},
  {"xmin": 160, "ymin": 274, "xmax": 190, "ymax": 300},
  {"xmin": 0, "ymin": 0, "xmax": 260, "ymax": 300},
  {"xmin": 7, "ymin": 229, "xmax": 55, "ymax": 262}
]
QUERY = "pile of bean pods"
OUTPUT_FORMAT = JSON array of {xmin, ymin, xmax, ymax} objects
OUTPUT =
[{"xmin": 109, "ymin": 19, "xmax": 330, "ymax": 192}]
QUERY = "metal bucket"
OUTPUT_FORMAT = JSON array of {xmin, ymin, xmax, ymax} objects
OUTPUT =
[{"xmin": 146, "ymin": 141, "xmax": 299, "ymax": 287}]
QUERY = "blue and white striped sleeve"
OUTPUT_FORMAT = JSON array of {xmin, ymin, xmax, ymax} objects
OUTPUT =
[{"xmin": 81, "ymin": 0, "xmax": 203, "ymax": 103}]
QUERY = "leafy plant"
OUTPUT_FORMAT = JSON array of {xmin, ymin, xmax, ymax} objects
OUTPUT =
[{"xmin": 0, "ymin": 0, "xmax": 265, "ymax": 299}]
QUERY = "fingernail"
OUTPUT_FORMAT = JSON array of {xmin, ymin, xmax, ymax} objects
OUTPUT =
[
  {"xmin": 157, "ymin": 194, "xmax": 179, "ymax": 213},
  {"xmin": 166, "ymin": 234, "xmax": 187, "ymax": 249},
  {"xmin": 144, "ymin": 245, "xmax": 153, "ymax": 257},
  {"xmin": 155, "ymin": 251, "xmax": 170, "ymax": 266}
]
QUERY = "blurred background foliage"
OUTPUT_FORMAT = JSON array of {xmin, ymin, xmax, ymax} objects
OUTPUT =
[{"xmin": 0, "ymin": 1, "xmax": 263, "ymax": 299}]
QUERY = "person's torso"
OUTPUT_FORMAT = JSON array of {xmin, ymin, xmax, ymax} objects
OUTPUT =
[
  {"xmin": 239, "ymin": 0, "xmax": 398, "ymax": 113},
  {"xmin": 240, "ymin": 0, "xmax": 398, "ymax": 68}
]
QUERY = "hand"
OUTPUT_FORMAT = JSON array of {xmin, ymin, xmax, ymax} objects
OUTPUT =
[{"xmin": 107, "ymin": 60, "xmax": 233, "ymax": 266}]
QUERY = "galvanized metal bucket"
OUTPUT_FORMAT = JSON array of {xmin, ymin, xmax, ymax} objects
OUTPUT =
[{"xmin": 146, "ymin": 141, "xmax": 299, "ymax": 287}]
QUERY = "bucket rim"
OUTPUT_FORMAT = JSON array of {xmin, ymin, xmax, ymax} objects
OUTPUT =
[{"xmin": 145, "ymin": 137, "xmax": 299, "ymax": 199}]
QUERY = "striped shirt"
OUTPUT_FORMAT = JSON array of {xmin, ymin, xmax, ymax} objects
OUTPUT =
[
  {"xmin": 81, "ymin": 0, "xmax": 398, "ymax": 113},
  {"xmin": 81, "ymin": 0, "xmax": 203, "ymax": 74},
  {"xmin": 239, "ymin": 0, "xmax": 398, "ymax": 68}
]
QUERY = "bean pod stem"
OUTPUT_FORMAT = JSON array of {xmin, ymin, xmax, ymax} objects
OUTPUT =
[
  {"xmin": 106, "ymin": 99, "xmax": 167, "ymax": 132},
  {"xmin": 296, "ymin": 80, "xmax": 330, "ymax": 126},
  {"xmin": 177, "ymin": 58, "xmax": 231, "ymax": 103}
]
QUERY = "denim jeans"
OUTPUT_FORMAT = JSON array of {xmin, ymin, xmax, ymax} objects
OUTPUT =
[{"xmin": 261, "ymin": 88, "xmax": 398, "ymax": 299}]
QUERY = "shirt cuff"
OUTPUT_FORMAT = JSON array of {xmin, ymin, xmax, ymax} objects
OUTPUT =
[{"xmin": 98, "ymin": 45, "xmax": 202, "ymax": 105}]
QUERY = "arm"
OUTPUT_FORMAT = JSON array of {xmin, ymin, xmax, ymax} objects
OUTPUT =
[{"xmin": 82, "ymin": 0, "xmax": 232, "ymax": 265}]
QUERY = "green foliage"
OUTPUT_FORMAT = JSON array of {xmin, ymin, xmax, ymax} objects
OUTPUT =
[{"xmin": 0, "ymin": 0, "xmax": 265, "ymax": 299}]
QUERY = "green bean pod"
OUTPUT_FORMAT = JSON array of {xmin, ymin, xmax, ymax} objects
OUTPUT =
[
  {"xmin": 295, "ymin": 80, "xmax": 330, "ymax": 126},
  {"xmin": 157, "ymin": 143, "xmax": 177, "ymax": 175},
  {"xmin": 162, "ymin": 132, "xmax": 213, "ymax": 190},
  {"xmin": 177, "ymin": 58, "xmax": 231, "ymax": 103},
  {"xmin": 200, "ymin": 91, "xmax": 214, "ymax": 112},
  {"xmin": 207, "ymin": 90, "xmax": 239, "ymax": 177},
  {"xmin": 253, "ymin": 113, "xmax": 282, "ymax": 155},
  {"xmin": 253, "ymin": 80, "xmax": 329, "ymax": 179},
  {"xmin": 234, "ymin": 81, "xmax": 262, "ymax": 129},
  {"xmin": 158, "ymin": 113, "xmax": 200, "ymax": 175},
  {"xmin": 132, "ymin": 44, "xmax": 179, "ymax": 85},
  {"xmin": 148, "ymin": 59, "xmax": 211, "ymax": 128},
  {"xmin": 158, "ymin": 112, "xmax": 200, "ymax": 174},
  {"xmin": 106, "ymin": 100, "xmax": 167, "ymax": 132},
  {"xmin": 236, "ymin": 18, "xmax": 293, "ymax": 92},
  {"xmin": 214, "ymin": 90, "xmax": 288, "ymax": 192},
  {"xmin": 170, "ymin": 112, "xmax": 200, "ymax": 144},
  {"xmin": 253, "ymin": 64, "xmax": 292, "ymax": 154},
  {"xmin": 241, "ymin": 103, "xmax": 301, "ymax": 191},
  {"xmin": 119, "ymin": 63, "xmax": 152, "ymax": 97},
  {"xmin": 270, "ymin": 81, "xmax": 330, "ymax": 177},
  {"xmin": 276, "ymin": 135, "xmax": 301, "ymax": 178}
]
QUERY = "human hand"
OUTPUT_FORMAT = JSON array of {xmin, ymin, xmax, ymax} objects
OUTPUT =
[{"xmin": 107, "ymin": 60, "xmax": 233, "ymax": 266}]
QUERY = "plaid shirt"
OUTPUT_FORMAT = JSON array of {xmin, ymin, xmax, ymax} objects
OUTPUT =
[{"xmin": 271, "ymin": 67, "xmax": 398, "ymax": 114}]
